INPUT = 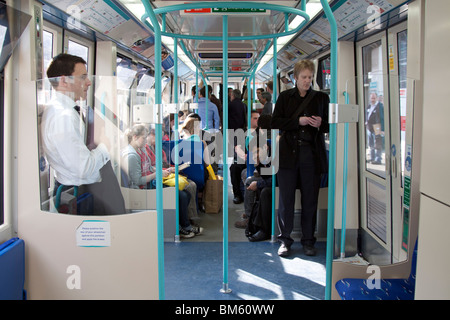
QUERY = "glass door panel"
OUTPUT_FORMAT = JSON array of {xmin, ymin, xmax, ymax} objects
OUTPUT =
[
  {"xmin": 357, "ymin": 33, "xmax": 392, "ymax": 261},
  {"xmin": 357, "ymin": 22, "xmax": 409, "ymax": 264},
  {"xmin": 388, "ymin": 22, "xmax": 409, "ymax": 263},
  {"xmin": 362, "ymin": 40, "xmax": 386, "ymax": 179},
  {"xmin": 397, "ymin": 30, "xmax": 408, "ymax": 187}
]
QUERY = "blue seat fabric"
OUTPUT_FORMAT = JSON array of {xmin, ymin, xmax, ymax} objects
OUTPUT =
[
  {"xmin": 0, "ymin": 237, "xmax": 26, "ymax": 300},
  {"xmin": 335, "ymin": 241, "xmax": 417, "ymax": 300}
]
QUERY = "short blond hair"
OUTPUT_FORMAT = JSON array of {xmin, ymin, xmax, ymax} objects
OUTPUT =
[{"xmin": 293, "ymin": 60, "xmax": 315, "ymax": 78}]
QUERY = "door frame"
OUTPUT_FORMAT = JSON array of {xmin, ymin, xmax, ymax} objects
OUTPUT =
[
  {"xmin": 356, "ymin": 31, "xmax": 392, "ymax": 260},
  {"xmin": 356, "ymin": 21, "xmax": 408, "ymax": 264}
]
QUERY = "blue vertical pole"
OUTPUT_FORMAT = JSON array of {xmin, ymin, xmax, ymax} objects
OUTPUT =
[
  {"xmin": 174, "ymin": 38, "xmax": 180, "ymax": 242},
  {"xmin": 247, "ymin": 76, "xmax": 251, "ymax": 130},
  {"xmin": 271, "ymin": 37, "xmax": 278, "ymax": 242},
  {"xmin": 221, "ymin": 14, "xmax": 231, "ymax": 294},
  {"xmin": 340, "ymin": 92, "xmax": 350, "ymax": 257},
  {"xmin": 321, "ymin": 0, "xmax": 338, "ymax": 300},
  {"xmin": 195, "ymin": 68, "xmax": 199, "ymax": 113},
  {"xmin": 141, "ymin": 0, "xmax": 165, "ymax": 300}
]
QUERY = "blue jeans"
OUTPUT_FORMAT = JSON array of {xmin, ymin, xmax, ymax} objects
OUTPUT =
[{"xmin": 178, "ymin": 190, "xmax": 192, "ymax": 230}]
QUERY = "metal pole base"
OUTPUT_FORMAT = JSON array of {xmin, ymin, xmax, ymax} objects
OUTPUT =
[
  {"xmin": 220, "ymin": 283, "xmax": 232, "ymax": 294},
  {"xmin": 271, "ymin": 235, "xmax": 277, "ymax": 243},
  {"xmin": 174, "ymin": 235, "xmax": 180, "ymax": 243}
]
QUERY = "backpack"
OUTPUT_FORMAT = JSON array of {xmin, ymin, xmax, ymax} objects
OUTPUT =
[{"xmin": 245, "ymin": 194, "xmax": 261, "ymax": 238}]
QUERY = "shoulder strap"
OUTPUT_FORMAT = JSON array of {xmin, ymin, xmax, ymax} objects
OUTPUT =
[{"xmin": 292, "ymin": 89, "xmax": 317, "ymax": 119}]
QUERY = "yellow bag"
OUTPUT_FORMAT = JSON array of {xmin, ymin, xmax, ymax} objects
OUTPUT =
[
  {"xmin": 162, "ymin": 173, "xmax": 188, "ymax": 190},
  {"xmin": 206, "ymin": 164, "xmax": 217, "ymax": 180}
]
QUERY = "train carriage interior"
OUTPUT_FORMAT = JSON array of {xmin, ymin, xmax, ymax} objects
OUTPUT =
[{"xmin": 0, "ymin": 0, "xmax": 449, "ymax": 301}]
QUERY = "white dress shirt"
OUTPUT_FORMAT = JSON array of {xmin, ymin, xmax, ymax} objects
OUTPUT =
[{"xmin": 41, "ymin": 91, "xmax": 110, "ymax": 186}]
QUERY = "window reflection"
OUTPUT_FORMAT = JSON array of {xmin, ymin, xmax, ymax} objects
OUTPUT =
[
  {"xmin": 362, "ymin": 41, "xmax": 386, "ymax": 179},
  {"xmin": 37, "ymin": 74, "xmax": 157, "ymax": 215},
  {"xmin": 398, "ymin": 30, "xmax": 408, "ymax": 187}
]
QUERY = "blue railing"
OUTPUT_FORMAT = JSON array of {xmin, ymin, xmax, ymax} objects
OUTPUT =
[{"xmin": 139, "ymin": 0, "xmax": 338, "ymax": 300}]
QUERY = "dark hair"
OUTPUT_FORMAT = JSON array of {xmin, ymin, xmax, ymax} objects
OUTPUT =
[
  {"xmin": 199, "ymin": 86, "xmax": 209, "ymax": 97},
  {"xmin": 47, "ymin": 53, "xmax": 86, "ymax": 87},
  {"xmin": 186, "ymin": 112, "xmax": 201, "ymax": 121}
]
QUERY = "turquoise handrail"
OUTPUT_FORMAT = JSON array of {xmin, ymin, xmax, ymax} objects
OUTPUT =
[
  {"xmin": 340, "ymin": 91, "xmax": 350, "ymax": 258},
  {"xmin": 221, "ymin": 14, "xmax": 231, "ymax": 294},
  {"xmin": 271, "ymin": 36, "xmax": 278, "ymax": 242},
  {"xmin": 320, "ymin": 0, "xmax": 338, "ymax": 301},
  {"xmin": 140, "ymin": 0, "xmax": 318, "ymax": 298},
  {"xmin": 196, "ymin": 68, "xmax": 199, "ymax": 106},
  {"xmin": 140, "ymin": 0, "xmax": 165, "ymax": 300},
  {"xmin": 142, "ymin": 2, "xmax": 310, "ymax": 42},
  {"xmin": 174, "ymin": 37, "xmax": 180, "ymax": 242}
]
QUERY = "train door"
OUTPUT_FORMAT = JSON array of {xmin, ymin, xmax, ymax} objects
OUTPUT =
[{"xmin": 356, "ymin": 21, "xmax": 408, "ymax": 264}]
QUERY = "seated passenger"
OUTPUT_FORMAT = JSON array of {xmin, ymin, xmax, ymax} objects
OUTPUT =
[
  {"xmin": 142, "ymin": 128, "xmax": 200, "ymax": 220},
  {"xmin": 230, "ymin": 110, "xmax": 260, "ymax": 204},
  {"xmin": 236, "ymin": 142, "xmax": 272, "ymax": 242},
  {"xmin": 179, "ymin": 114, "xmax": 213, "ymax": 210},
  {"xmin": 122, "ymin": 124, "xmax": 202, "ymax": 238}
]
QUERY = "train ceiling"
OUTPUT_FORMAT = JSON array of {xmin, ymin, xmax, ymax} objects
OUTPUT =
[{"xmin": 42, "ymin": 0, "xmax": 409, "ymax": 81}]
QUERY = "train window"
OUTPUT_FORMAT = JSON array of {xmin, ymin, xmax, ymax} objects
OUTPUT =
[
  {"xmin": 67, "ymin": 40, "xmax": 89, "ymax": 67},
  {"xmin": 317, "ymin": 56, "xmax": 331, "ymax": 91},
  {"xmin": 362, "ymin": 40, "xmax": 386, "ymax": 178},
  {"xmin": 64, "ymin": 31, "xmax": 94, "ymax": 75},
  {"xmin": 397, "ymin": 30, "xmax": 407, "ymax": 187},
  {"xmin": 43, "ymin": 30, "xmax": 54, "ymax": 71}
]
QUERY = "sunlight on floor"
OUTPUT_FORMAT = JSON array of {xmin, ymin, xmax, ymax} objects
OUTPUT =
[
  {"xmin": 235, "ymin": 268, "xmax": 284, "ymax": 300},
  {"xmin": 280, "ymin": 257, "xmax": 326, "ymax": 287}
]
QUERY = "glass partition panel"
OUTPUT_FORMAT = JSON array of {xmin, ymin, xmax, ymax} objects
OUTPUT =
[
  {"xmin": 36, "ymin": 75, "xmax": 170, "ymax": 215},
  {"xmin": 362, "ymin": 40, "xmax": 386, "ymax": 179}
]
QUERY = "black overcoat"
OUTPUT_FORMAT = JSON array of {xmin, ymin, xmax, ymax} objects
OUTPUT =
[{"xmin": 271, "ymin": 87, "xmax": 329, "ymax": 172}]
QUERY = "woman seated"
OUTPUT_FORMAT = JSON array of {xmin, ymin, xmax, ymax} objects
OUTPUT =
[
  {"xmin": 178, "ymin": 114, "xmax": 213, "ymax": 209},
  {"xmin": 122, "ymin": 124, "xmax": 202, "ymax": 238},
  {"xmin": 142, "ymin": 128, "xmax": 200, "ymax": 220}
]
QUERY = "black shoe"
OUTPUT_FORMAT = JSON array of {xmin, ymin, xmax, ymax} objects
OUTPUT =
[
  {"xmin": 303, "ymin": 245, "xmax": 317, "ymax": 256},
  {"xmin": 233, "ymin": 197, "xmax": 243, "ymax": 204},
  {"xmin": 248, "ymin": 230, "xmax": 269, "ymax": 242},
  {"xmin": 278, "ymin": 243, "xmax": 291, "ymax": 257}
]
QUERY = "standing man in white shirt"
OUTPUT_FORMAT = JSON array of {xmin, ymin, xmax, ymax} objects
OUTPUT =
[{"xmin": 42, "ymin": 53, "xmax": 125, "ymax": 215}]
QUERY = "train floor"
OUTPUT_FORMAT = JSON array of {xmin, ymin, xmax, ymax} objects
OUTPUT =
[{"xmin": 164, "ymin": 184, "xmax": 327, "ymax": 300}]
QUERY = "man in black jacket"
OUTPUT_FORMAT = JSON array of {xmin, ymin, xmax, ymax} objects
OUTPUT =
[
  {"xmin": 271, "ymin": 60, "xmax": 329, "ymax": 257},
  {"xmin": 228, "ymin": 89, "xmax": 248, "ymax": 203}
]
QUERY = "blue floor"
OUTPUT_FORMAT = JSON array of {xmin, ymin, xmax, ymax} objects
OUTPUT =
[{"xmin": 164, "ymin": 241, "xmax": 327, "ymax": 300}]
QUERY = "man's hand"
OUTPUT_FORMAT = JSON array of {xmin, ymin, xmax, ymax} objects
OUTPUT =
[
  {"xmin": 299, "ymin": 116, "xmax": 322, "ymax": 128},
  {"xmin": 247, "ymin": 181, "xmax": 258, "ymax": 191}
]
